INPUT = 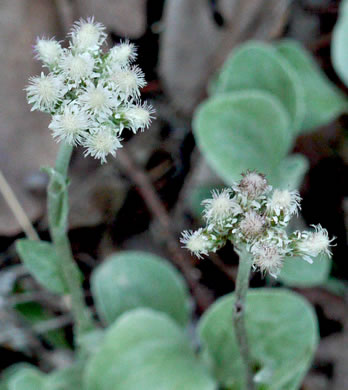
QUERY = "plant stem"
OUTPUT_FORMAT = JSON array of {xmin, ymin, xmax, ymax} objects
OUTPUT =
[
  {"xmin": 234, "ymin": 247, "xmax": 255, "ymax": 390},
  {"xmin": 47, "ymin": 143, "xmax": 94, "ymax": 340}
]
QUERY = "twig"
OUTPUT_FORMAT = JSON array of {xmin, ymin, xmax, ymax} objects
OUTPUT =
[
  {"xmin": 33, "ymin": 314, "xmax": 72, "ymax": 334},
  {"xmin": 0, "ymin": 170, "xmax": 39, "ymax": 241},
  {"xmin": 116, "ymin": 149, "xmax": 214, "ymax": 311}
]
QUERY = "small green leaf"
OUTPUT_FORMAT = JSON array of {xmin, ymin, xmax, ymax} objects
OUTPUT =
[
  {"xmin": 193, "ymin": 90, "xmax": 292, "ymax": 185},
  {"xmin": 279, "ymin": 254, "xmax": 331, "ymax": 287},
  {"xmin": 44, "ymin": 365, "xmax": 83, "ymax": 390},
  {"xmin": 15, "ymin": 302, "xmax": 68, "ymax": 348},
  {"xmin": 8, "ymin": 367, "xmax": 46, "ymax": 390},
  {"xmin": 332, "ymin": 0, "xmax": 348, "ymax": 87},
  {"xmin": 277, "ymin": 39, "xmax": 348, "ymax": 133},
  {"xmin": 213, "ymin": 41, "xmax": 304, "ymax": 131},
  {"xmin": 78, "ymin": 329, "xmax": 105, "ymax": 356},
  {"xmin": 0, "ymin": 364, "xmax": 33, "ymax": 390},
  {"xmin": 269, "ymin": 154, "xmax": 309, "ymax": 190},
  {"xmin": 91, "ymin": 251, "xmax": 191, "ymax": 327},
  {"xmin": 84, "ymin": 309, "xmax": 217, "ymax": 390},
  {"xmin": 198, "ymin": 289, "xmax": 318, "ymax": 390},
  {"xmin": 16, "ymin": 239, "xmax": 67, "ymax": 294},
  {"xmin": 322, "ymin": 277, "xmax": 347, "ymax": 296}
]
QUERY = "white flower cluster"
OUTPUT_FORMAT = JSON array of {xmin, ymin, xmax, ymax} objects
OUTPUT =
[
  {"xmin": 181, "ymin": 171, "xmax": 334, "ymax": 278},
  {"xmin": 25, "ymin": 17, "xmax": 154, "ymax": 163}
]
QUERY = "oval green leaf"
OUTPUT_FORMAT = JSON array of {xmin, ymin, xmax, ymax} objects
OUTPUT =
[
  {"xmin": 269, "ymin": 154, "xmax": 309, "ymax": 190},
  {"xmin": 277, "ymin": 39, "xmax": 348, "ymax": 133},
  {"xmin": 16, "ymin": 239, "xmax": 67, "ymax": 294},
  {"xmin": 198, "ymin": 288, "xmax": 318, "ymax": 390},
  {"xmin": 279, "ymin": 254, "xmax": 331, "ymax": 287},
  {"xmin": 91, "ymin": 251, "xmax": 191, "ymax": 327},
  {"xmin": 214, "ymin": 42, "xmax": 305, "ymax": 131},
  {"xmin": 193, "ymin": 91, "xmax": 292, "ymax": 185},
  {"xmin": 44, "ymin": 365, "xmax": 83, "ymax": 390},
  {"xmin": 8, "ymin": 367, "xmax": 46, "ymax": 390},
  {"xmin": 84, "ymin": 309, "xmax": 217, "ymax": 390},
  {"xmin": 332, "ymin": 0, "xmax": 348, "ymax": 87}
]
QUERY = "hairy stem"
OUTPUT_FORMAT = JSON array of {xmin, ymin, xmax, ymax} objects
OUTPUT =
[
  {"xmin": 47, "ymin": 143, "xmax": 94, "ymax": 340},
  {"xmin": 234, "ymin": 247, "xmax": 255, "ymax": 390}
]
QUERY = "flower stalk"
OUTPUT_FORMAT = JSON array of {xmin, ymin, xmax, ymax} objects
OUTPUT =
[
  {"xmin": 47, "ymin": 142, "xmax": 95, "ymax": 340},
  {"xmin": 234, "ymin": 247, "xmax": 255, "ymax": 390}
]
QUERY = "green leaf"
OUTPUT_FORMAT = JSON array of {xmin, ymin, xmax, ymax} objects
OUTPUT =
[
  {"xmin": 16, "ymin": 239, "xmax": 67, "ymax": 294},
  {"xmin": 198, "ymin": 289, "xmax": 318, "ymax": 390},
  {"xmin": 332, "ymin": 0, "xmax": 348, "ymax": 87},
  {"xmin": 0, "ymin": 364, "xmax": 33, "ymax": 390},
  {"xmin": 323, "ymin": 277, "xmax": 348, "ymax": 296},
  {"xmin": 8, "ymin": 367, "xmax": 46, "ymax": 390},
  {"xmin": 91, "ymin": 251, "xmax": 191, "ymax": 327},
  {"xmin": 213, "ymin": 42, "xmax": 304, "ymax": 131},
  {"xmin": 193, "ymin": 90, "xmax": 292, "ymax": 185},
  {"xmin": 84, "ymin": 309, "xmax": 217, "ymax": 390},
  {"xmin": 44, "ymin": 365, "xmax": 83, "ymax": 390},
  {"xmin": 279, "ymin": 254, "xmax": 331, "ymax": 287},
  {"xmin": 269, "ymin": 154, "xmax": 309, "ymax": 190},
  {"xmin": 276, "ymin": 39, "xmax": 348, "ymax": 133},
  {"xmin": 78, "ymin": 329, "xmax": 105, "ymax": 356},
  {"xmin": 15, "ymin": 302, "xmax": 68, "ymax": 348}
]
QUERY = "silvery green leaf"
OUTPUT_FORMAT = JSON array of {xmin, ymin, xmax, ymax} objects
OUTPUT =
[
  {"xmin": 332, "ymin": 0, "xmax": 348, "ymax": 87},
  {"xmin": 43, "ymin": 365, "xmax": 83, "ymax": 390},
  {"xmin": 277, "ymin": 39, "xmax": 348, "ymax": 133},
  {"xmin": 193, "ymin": 90, "xmax": 292, "ymax": 186},
  {"xmin": 91, "ymin": 251, "xmax": 191, "ymax": 327},
  {"xmin": 84, "ymin": 309, "xmax": 217, "ymax": 390},
  {"xmin": 8, "ymin": 367, "xmax": 46, "ymax": 390},
  {"xmin": 213, "ymin": 42, "xmax": 305, "ymax": 131},
  {"xmin": 269, "ymin": 154, "xmax": 309, "ymax": 190},
  {"xmin": 16, "ymin": 239, "xmax": 67, "ymax": 294},
  {"xmin": 279, "ymin": 254, "xmax": 331, "ymax": 287},
  {"xmin": 198, "ymin": 289, "xmax": 318, "ymax": 390}
]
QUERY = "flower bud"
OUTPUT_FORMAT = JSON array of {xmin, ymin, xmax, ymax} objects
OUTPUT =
[
  {"xmin": 239, "ymin": 211, "xmax": 265, "ymax": 239},
  {"xmin": 238, "ymin": 170, "xmax": 269, "ymax": 199}
]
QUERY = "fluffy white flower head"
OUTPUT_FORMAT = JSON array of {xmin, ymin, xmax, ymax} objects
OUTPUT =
[
  {"xmin": 26, "ymin": 73, "xmax": 64, "ymax": 112},
  {"xmin": 110, "ymin": 65, "xmax": 146, "ymax": 97},
  {"xmin": 79, "ymin": 83, "xmax": 116, "ymax": 116},
  {"xmin": 297, "ymin": 225, "xmax": 333, "ymax": 261},
  {"xmin": 26, "ymin": 17, "xmax": 153, "ymax": 163},
  {"xmin": 202, "ymin": 189, "xmax": 242, "ymax": 223},
  {"xmin": 109, "ymin": 41, "xmax": 137, "ymax": 67},
  {"xmin": 34, "ymin": 38, "xmax": 63, "ymax": 67},
  {"xmin": 124, "ymin": 104, "xmax": 154, "ymax": 133},
  {"xmin": 239, "ymin": 210, "xmax": 265, "ymax": 239},
  {"xmin": 239, "ymin": 171, "xmax": 269, "ymax": 199},
  {"xmin": 180, "ymin": 229, "xmax": 211, "ymax": 259},
  {"xmin": 252, "ymin": 244, "xmax": 284, "ymax": 278},
  {"xmin": 70, "ymin": 17, "xmax": 106, "ymax": 51},
  {"xmin": 61, "ymin": 53, "xmax": 95, "ymax": 83},
  {"xmin": 49, "ymin": 104, "xmax": 89, "ymax": 145},
  {"xmin": 83, "ymin": 127, "xmax": 122, "ymax": 163},
  {"xmin": 268, "ymin": 189, "xmax": 301, "ymax": 216}
]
